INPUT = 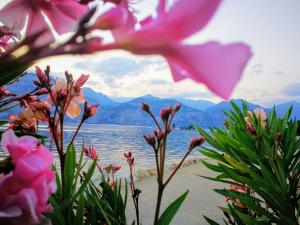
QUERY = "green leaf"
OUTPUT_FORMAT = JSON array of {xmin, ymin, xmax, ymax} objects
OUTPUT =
[
  {"xmin": 203, "ymin": 216, "xmax": 220, "ymax": 225},
  {"xmin": 0, "ymin": 120, "xmax": 9, "ymax": 126},
  {"xmin": 157, "ymin": 190, "xmax": 189, "ymax": 225}
]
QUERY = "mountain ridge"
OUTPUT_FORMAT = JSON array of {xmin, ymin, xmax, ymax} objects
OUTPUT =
[{"xmin": 1, "ymin": 73, "xmax": 300, "ymax": 128}]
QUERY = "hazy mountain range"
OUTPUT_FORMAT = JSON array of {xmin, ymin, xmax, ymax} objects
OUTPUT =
[{"xmin": 1, "ymin": 73, "xmax": 300, "ymax": 128}]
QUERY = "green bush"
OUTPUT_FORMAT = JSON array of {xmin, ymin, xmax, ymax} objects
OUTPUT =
[{"xmin": 197, "ymin": 102, "xmax": 300, "ymax": 225}]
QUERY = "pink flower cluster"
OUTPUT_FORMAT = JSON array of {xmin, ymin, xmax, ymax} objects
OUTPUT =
[
  {"xmin": 88, "ymin": 0, "xmax": 253, "ymax": 99},
  {"xmin": 0, "ymin": 130, "xmax": 55, "ymax": 225},
  {"xmin": 0, "ymin": 0, "xmax": 252, "ymax": 100},
  {"xmin": 0, "ymin": 0, "xmax": 89, "ymax": 46}
]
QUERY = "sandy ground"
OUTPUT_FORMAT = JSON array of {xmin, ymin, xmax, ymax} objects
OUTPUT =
[{"xmin": 126, "ymin": 161, "xmax": 226, "ymax": 225}]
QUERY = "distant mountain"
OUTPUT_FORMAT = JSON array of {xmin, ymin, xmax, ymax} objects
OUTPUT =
[
  {"xmin": 175, "ymin": 98, "xmax": 215, "ymax": 110},
  {"xmin": 1, "ymin": 73, "xmax": 300, "ymax": 128},
  {"xmin": 272, "ymin": 101, "xmax": 300, "ymax": 119},
  {"xmin": 83, "ymin": 88, "xmax": 116, "ymax": 106},
  {"xmin": 94, "ymin": 95, "xmax": 213, "ymax": 128},
  {"xmin": 205, "ymin": 99, "xmax": 263, "ymax": 127}
]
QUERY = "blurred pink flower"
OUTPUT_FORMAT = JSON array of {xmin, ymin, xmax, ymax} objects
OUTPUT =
[
  {"xmin": 49, "ymin": 78, "xmax": 85, "ymax": 119},
  {"xmin": 0, "ymin": 0, "xmax": 88, "ymax": 45},
  {"xmin": 89, "ymin": 0, "xmax": 252, "ymax": 99},
  {"xmin": 0, "ymin": 129, "xmax": 55, "ymax": 225},
  {"xmin": 253, "ymin": 107, "xmax": 267, "ymax": 127},
  {"xmin": 92, "ymin": 6, "xmax": 129, "ymax": 30},
  {"xmin": 245, "ymin": 108, "xmax": 267, "ymax": 130}
]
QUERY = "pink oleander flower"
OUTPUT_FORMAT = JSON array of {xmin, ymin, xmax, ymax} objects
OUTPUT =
[
  {"xmin": 253, "ymin": 108, "xmax": 267, "ymax": 128},
  {"xmin": 0, "ymin": 26, "xmax": 17, "ymax": 52},
  {"xmin": 225, "ymin": 183, "xmax": 251, "ymax": 209},
  {"xmin": 49, "ymin": 78, "xmax": 85, "ymax": 119},
  {"xmin": 0, "ymin": 129, "xmax": 55, "ymax": 225},
  {"xmin": 89, "ymin": 0, "xmax": 252, "ymax": 99},
  {"xmin": 244, "ymin": 107, "xmax": 267, "ymax": 131},
  {"xmin": 84, "ymin": 146, "xmax": 97, "ymax": 160},
  {"xmin": 0, "ymin": 0, "xmax": 89, "ymax": 45},
  {"xmin": 92, "ymin": 6, "xmax": 129, "ymax": 30}
]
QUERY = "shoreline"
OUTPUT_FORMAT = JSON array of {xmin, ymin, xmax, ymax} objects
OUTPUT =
[{"xmin": 134, "ymin": 157, "xmax": 203, "ymax": 181}]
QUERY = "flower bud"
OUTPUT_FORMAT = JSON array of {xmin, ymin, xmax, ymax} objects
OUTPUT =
[
  {"xmin": 189, "ymin": 136, "xmax": 205, "ymax": 151},
  {"xmin": 92, "ymin": 6, "xmax": 128, "ymax": 30},
  {"xmin": 143, "ymin": 134, "xmax": 156, "ymax": 147},
  {"xmin": 35, "ymin": 88, "xmax": 48, "ymax": 95},
  {"xmin": 36, "ymin": 66, "xmax": 49, "ymax": 85},
  {"xmin": 84, "ymin": 102, "xmax": 98, "ymax": 119},
  {"xmin": 141, "ymin": 102, "xmax": 151, "ymax": 113},
  {"xmin": 113, "ymin": 165, "xmax": 121, "ymax": 173},
  {"xmin": 154, "ymin": 130, "xmax": 164, "ymax": 141},
  {"xmin": 0, "ymin": 86, "xmax": 9, "ymax": 98},
  {"xmin": 26, "ymin": 95, "xmax": 38, "ymax": 102},
  {"xmin": 174, "ymin": 103, "xmax": 181, "ymax": 112},
  {"xmin": 247, "ymin": 124, "xmax": 256, "ymax": 135},
  {"xmin": 124, "ymin": 151, "xmax": 134, "ymax": 166},
  {"xmin": 75, "ymin": 74, "xmax": 89, "ymax": 89},
  {"xmin": 65, "ymin": 71, "xmax": 73, "ymax": 83},
  {"xmin": 160, "ymin": 107, "xmax": 172, "ymax": 122}
]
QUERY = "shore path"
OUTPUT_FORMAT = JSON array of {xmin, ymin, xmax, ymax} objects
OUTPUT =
[{"xmin": 126, "ymin": 161, "xmax": 226, "ymax": 225}]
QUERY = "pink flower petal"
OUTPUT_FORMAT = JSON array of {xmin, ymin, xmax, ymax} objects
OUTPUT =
[
  {"xmin": 26, "ymin": 10, "xmax": 54, "ymax": 46},
  {"xmin": 43, "ymin": 1, "xmax": 86, "ymax": 35},
  {"xmin": 93, "ymin": 6, "xmax": 129, "ymax": 30},
  {"xmin": 126, "ymin": 0, "xmax": 221, "ymax": 47},
  {"xmin": 66, "ymin": 100, "xmax": 81, "ymax": 119},
  {"xmin": 0, "ymin": 0, "xmax": 27, "ymax": 33},
  {"xmin": 1, "ymin": 129, "xmax": 18, "ymax": 153},
  {"xmin": 163, "ymin": 42, "xmax": 252, "ymax": 99},
  {"xmin": 52, "ymin": 0, "xmax": 88, "ymax": 20},
  {"xmin": 0, "ymin": 206, "xmax": 22, "ymax": 218},
  {"xmin": 17, "ymin": 188, "xmax": 39, "ymax": 224}
]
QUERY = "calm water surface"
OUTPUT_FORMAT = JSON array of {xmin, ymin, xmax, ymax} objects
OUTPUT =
[{"xmin": 1, "ymin": 124, "xmax": 205, "ymax": 176}]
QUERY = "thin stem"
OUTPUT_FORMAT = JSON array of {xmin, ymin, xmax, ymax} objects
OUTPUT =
[
  {"xmin": 96, "ymin": 163, "xmax": 105, "ymax": 177},
  {"xmin": 154, "ymin": 185, "xmax": 164, "ymax": 224},
  {"xmin": 150, "ymin": 113, "xmax": 162, "ymax": 131},
  {"xmin": 159, "ymin": 134, "xmax": 167, "ymax": 184},
  {"xmin": 164, "ymin": 149, "xmax": 192, "ymax": 187},
  {"xmin": 153, "ymin": 146, "xmax": 161, "ymax": 181},
  {"xmin": 70, "ymin": 119, "xmax": 84, "ymax": 146},
  {"xmin": 129, "ymin": 165, "xmax": 140, "ymax": 225}
]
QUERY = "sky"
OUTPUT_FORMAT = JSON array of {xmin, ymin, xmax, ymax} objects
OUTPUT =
[{"xmin": 1, "ymin": 0, "xmax": 300, "ymax": 106}]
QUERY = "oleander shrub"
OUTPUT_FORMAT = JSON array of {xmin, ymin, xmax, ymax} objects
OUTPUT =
[{"xmin": 197, "ymin": 102, "xmax": 300, "ymax": 225}]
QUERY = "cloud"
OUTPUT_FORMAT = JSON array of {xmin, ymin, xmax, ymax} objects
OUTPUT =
[
  {"xmin": 74, "ymin": 57, "xmax": 141, "ymax": 76},
  {"xmin": 248, "ymin": 64, "xmax": 264, "ymax": 75},
  {"xmin": 282, "ymin": 82, "xmax": 300, "ymax": 96},
  {"xmin": 73, "ymin": 56, "xmax": 168, "ymax": 86},
  {"xmin": 146, "ymin": 79, "xmax": 170, "ymax": 85}
]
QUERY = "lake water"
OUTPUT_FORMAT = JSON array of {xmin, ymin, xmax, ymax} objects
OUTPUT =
[{"xmin": 1, "ymin": 124, "xmax": 205, "ymax": 177}]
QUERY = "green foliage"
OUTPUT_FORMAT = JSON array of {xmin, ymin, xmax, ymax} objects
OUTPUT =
[
  {"xmin": 196, "ymin": 102, "xmax": 300, "ymax": 225},
  {"xmin": 47, "ymin": 145, "xmax": 129, "ymax": 225},
  {"xmin": 0, "ymin": 62, "xmax": 31, "ymax": 86},
  {"xmin": 157, "ymin": 191, "xmax": 189, "ymax": 225}
]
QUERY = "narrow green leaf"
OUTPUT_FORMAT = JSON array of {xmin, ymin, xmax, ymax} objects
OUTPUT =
[{"xmin": 157, "ymin": 190, "xmax": 189, "ymax": 225}]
